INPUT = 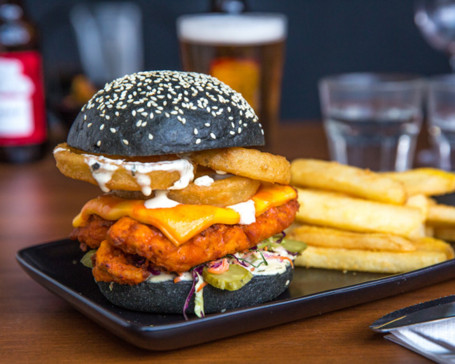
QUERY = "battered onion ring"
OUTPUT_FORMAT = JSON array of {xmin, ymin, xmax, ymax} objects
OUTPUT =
[
  {"xmin": 168, "ymin": 176, "xmax": 260, "ymax": 207},
  {"xmin": 111, "ymin": 175, "xmax": 260, "ymax": 207},
  {"xmin": 54, "ymin": 143, "xmax": 194, "ymax": 194},
  {"xmin": 191, "ymin": 147, "xmax": 291, "ymax": 185}
]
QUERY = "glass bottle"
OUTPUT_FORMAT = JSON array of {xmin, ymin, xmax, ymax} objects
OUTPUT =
[{"xmin": 0, "ymin": 0, "xmax": 46, "ymax": 163}]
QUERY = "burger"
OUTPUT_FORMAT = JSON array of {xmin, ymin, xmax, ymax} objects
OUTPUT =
[{"xmin": 53, "ymin": 71, "xmax": 303, "ymax": 318}]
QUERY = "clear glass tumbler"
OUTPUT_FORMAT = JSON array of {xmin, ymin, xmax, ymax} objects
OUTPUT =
[{"xmin": 319, "ymin": 73, "xmax": 424, "ymax": 171}]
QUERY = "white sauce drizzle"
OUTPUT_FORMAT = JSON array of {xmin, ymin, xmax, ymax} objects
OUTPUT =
[
  {"xmin": 85, "ymin": 156, "xmax": 119, "ymax": 192},
  {"xmin": 80, "ymin": 152, "xmax": 194, "ymax": 195},
  {"xmin": 227, "ymin": 199, "xmax": 256, "ymax": 225},
  {"xmin": 144, "ymin": 190, "xmax": 180, "ymax": 209},
  {"xmin": 194, "ymin": 175, "xmax": 214, "ymax": 187},
  {"xmin": 146, "ymin": 271, "xmax": 192, "ymax": 283}
]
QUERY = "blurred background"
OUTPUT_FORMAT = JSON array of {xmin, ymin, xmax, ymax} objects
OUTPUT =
[{"xmin": 21, "ymin": 0, "xmax": 451, "ymax": 123}]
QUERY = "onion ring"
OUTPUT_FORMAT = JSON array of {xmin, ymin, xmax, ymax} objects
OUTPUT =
[
  {"xmin": 54, "ymin": 143, "xmax": 194, "ymax": 194},
  {"xmin": 168, "ymin": 176, "xmax": 260, "ymax": 207},
  {"xmin": 191, "ymin": 147, "xmax": 291, "ymax": 185}
]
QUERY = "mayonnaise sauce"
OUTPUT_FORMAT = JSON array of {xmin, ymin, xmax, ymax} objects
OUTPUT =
[
  {"xmin": 81, "ymin": 152, "xmax": 194, "ymax": 195},
  {"xmin": 194, "ymin": 175, "xmax": 214, "ymax": 187},
  {"xmin": 144, "ymin": 190, "xmax": 180, "ymax": 209},
  {"xmin": 227, "ymin": 200, "xmax": 256, "ymax": 225}
]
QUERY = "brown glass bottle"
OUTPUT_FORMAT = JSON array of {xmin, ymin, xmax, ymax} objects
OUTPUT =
[{"xmin": 0, "ymin": 0, "xmax": 46, "ymax": 163}]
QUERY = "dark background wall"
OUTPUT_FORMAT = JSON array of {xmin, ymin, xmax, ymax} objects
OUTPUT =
[{"xmin": 23, "ymin": 0, "xmax": 451, "ymax": 121}]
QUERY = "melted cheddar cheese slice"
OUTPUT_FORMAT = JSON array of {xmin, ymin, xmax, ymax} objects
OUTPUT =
[{"xmin": 73, "ymin": 184, "xmax": 296, "ymax": 246}]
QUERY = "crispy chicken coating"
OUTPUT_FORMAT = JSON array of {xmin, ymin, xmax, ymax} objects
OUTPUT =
[{"xmin": 75, "ymin": 198, "xmax": 298, "ymax": 284}]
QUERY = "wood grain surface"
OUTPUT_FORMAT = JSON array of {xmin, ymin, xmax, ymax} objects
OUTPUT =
[{"xmin": 0, "ymin": 122, "xmax": 448, "ymax": 363}]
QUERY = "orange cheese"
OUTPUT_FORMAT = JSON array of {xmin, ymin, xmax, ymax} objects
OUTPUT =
[{"xmin": 73, "ymin": 184, "xmax": 296, "ymax": 246}]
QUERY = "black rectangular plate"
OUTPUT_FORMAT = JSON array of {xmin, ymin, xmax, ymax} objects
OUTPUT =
[{"xmin": 16, "ymin": 239, "xmax": 455, "ymax": 350}]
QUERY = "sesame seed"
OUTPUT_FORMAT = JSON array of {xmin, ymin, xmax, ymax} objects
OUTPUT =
[
  {"xmin": 123, "ymin": 139, "xmax": 129, "ymax": 145},
  {"xmin": 96, "ymin": 140, "xmax": 101, "ymax": 146},
  {"xmin": 194, "ymin": 128, "xmax": 198, "ymax": 135},
  {"xmin": 195, "ymin": 138, "xmax": 201, "ymax": 144},
  {"xmin": 210, "ymin": 133, "xmax": 216, "ymax": 139},
  {"xmin": 205, "ymin": 122, "xmax": 210, "ymax": 127},
  {"xmin": 148, "ymin": 133, "xmax": 154, "ymax": 140},
  {"xmin": 87, "ymin": 123, "xmax": 92, "ymax": 128},
  {"xmin": 110, "ymin": 128, "xmax": 116, "ymax": 133}
]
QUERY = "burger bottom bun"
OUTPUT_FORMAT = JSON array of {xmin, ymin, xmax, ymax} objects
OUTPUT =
[{"xmin": 97, "ymin": 266, "xmax": 292, "ymax": 315}]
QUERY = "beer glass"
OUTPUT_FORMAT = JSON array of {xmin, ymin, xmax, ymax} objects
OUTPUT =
[{"xmin": 177, "ymin": 13, "xmax": 287, "ymax": 147}]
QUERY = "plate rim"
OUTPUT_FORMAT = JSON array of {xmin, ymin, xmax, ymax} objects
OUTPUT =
[{"xmin": 16, "ymin": 239, "xmax": 455, "ymax": 350}]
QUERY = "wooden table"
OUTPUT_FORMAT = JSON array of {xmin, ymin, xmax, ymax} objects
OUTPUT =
[{"xmin": 1, "ymin": 121, "xmax": 451, "ymax": 363}]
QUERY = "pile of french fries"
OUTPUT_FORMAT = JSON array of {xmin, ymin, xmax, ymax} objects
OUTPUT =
[{"xmin": 288, "ymin": 159, "xmax": 455, "ymax": 273}]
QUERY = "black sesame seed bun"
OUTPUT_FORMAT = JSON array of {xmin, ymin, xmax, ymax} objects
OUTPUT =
[
  {"xmin": 67, "ymin": 71, "xmax": 265, "ymax": 156},
  {"xmin": 97, "ymin": 266, "xmax": 292, "ymax": 315}
]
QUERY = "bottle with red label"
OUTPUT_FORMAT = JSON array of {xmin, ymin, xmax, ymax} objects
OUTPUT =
[{"xmin": 0, "ymin": 0, "xmax": 46, "ymax": 163}]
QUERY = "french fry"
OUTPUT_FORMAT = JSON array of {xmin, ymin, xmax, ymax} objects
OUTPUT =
[
  {"xmin": 294, "ymin": 236, "xmax": 453, "ymax": 273},
  {"xmin": 405, "ymin": 194, "xmax": 429, "ymax": 218},
  {"xmin": 291, "ymin": 159, "xmax": 406, "ymax": 204},
  {"xmin": 294, "ymin": 246, "xmax": 449, "ymax": 273},
  {"xmin": 382, "ymin": 168, "xmax": 455, "ymax": 196},
  {"xmin": 288, "ymin": 225, "xmax": 416, "ymax": 252},
  {"xmin": 433, "ymin": 227, "xmax": 455, "ymax": 242},
  {"xmin": 427, "ymin": 203, "xmax": 455, "ymax": 227},
  {"xmin": 295, "ymin": 188, "xmax": 425, "ymax": 239},
  {"xmin": 415, "ymin": 236, "xmax": 455, "ymax": 259}
]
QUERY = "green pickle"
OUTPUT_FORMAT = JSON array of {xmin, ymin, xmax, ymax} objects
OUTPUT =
[
  {"xmin": 203, "ymin": 264, "xmax": 253, "ymax": 291},
  {"xmin": 281, "ymin": 238, "xmax": 307, "ymax": 253},
  {"xmin": 80, "ymin": 249, "xmax": 97, "ymax": 268}
]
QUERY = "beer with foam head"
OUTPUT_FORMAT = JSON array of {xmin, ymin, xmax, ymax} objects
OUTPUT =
[{"xmin": 177, "ymin": 14, "xmax": 287, "ymax": 148}]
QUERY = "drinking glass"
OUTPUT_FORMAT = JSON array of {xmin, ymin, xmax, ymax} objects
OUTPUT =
[
  {"xmin": 428, "ymin": 75, "xmax": 455, "ymax": 170},
  {"xmin": 415, "ymin": 0, "xmax": 455, "ymax": 71},
  {"xmin": 319, "ymin": 73, "xmax": 424, "ymax": 171},
  {"xmin": 176, "ymin": 13, "xmax": 287, "ymax": 148}
]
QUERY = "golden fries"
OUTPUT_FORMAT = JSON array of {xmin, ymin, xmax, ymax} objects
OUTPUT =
[
  {"xmin": 289, "ymin": 159, "xmax": 455, "ymax": 274},
  {"xmin": 427, "ymin": 203, "xmax": 455, "ymax": 227},
  {"xmin": 295, "ymin": 188, "xmax": 425, "ymax": 239},
  {"xmin": 382, "ymin": 168, "xmax": 455, "ymax": 196},
  {"xmin": 294, "ymin": 244, "xmax": 450, "ymax": 274},
  {"xmin": 288, "ymin": 225, "xmax": 416, "ymax": 252},
  {"xmin": 291, "ymin": 159, "xmax": 406, "ymax": 204}
]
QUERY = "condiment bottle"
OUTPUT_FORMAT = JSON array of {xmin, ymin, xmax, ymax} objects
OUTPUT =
[{"xmin": 0, "ymin": 0, "xmax": 46, "ymax": 163}]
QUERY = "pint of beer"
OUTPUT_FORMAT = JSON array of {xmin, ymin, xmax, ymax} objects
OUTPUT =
[{"xmin": 177, "ymin": 14, "xmax": 287, "ymax": 147}]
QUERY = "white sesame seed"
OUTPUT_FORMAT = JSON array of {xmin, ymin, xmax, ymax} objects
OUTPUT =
[
  {"xmin": 97, "ymin": 140, "xmax": 101, "ymax": 146},
  {"xmin": 210, "ymin": 133, "xmax": 216, "ymax": 139},
  {"xmin": 205, "ymin": 122, "xmax": 210, "ymax": 127},
  {"xmin": 123, "ymin": 139, "xmax": 129, "ymax": 145},
  {"xmin": 148, "ymin": 133, "xmax": 154, "ymax": 140},
  {"xmin": 100, "ymin": 124, "xmax": 105, "ymax": 130},
  {"xmin": 136, "ymin": 120, "xmax": 142, "ymax": 127},
  {"xmin": 110, "ymin": 128, "xmax": 116, "ymax": 133},
  {"xmin": 132, "ymin": 110, "xmax": 137, "ymax": 116},
  {"xmin": 194, "ymin": 128, "xmax": 198, "ymax": 135},
  {"xmin": 195, "ymin": 138, "xmax": 201, "ymax": 144},
  {"xmin": 87, "ymin": 123, "xmax": 92, "ymax": 128}
]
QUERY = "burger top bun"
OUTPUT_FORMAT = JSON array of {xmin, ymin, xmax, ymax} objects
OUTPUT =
[{"xmin": 67, "ymin": 71, "xmax": 265, "ymax": 156}]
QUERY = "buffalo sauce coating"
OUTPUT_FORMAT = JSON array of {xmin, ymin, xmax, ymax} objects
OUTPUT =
[{"xmin": 89, "ymin": 198, "xmax": 299, "ymax": 283}]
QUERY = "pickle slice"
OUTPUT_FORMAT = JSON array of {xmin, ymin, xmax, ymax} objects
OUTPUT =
[
  {"xmin": 281, "ymin": 238, "xmax": 307, "ymax": 253},
  {"xmin": 80, "ymin": 249, "xmax": 97, "ymax": 268},
  {"xmin": 203, "ymin": 264, "xmax": 253, "ymax": 291}
]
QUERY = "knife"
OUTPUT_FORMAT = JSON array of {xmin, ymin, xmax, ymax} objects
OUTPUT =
[{"xmin": 370, "ymin": 295, "xmax": 455, "ymax": 332}]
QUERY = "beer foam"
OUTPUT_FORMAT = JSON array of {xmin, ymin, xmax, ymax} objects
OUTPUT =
[{"xmin": 177, "ymin": 14, "xmax": 287, "ymax": 45}]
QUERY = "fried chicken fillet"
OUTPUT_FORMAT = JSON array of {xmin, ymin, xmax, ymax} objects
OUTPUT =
[{"xmin": 71, "ymin": 198, "xmax": 298, "ymax": 284}]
